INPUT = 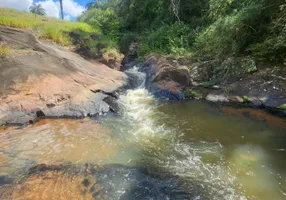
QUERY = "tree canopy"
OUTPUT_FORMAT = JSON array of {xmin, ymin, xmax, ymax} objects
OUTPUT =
[
  {"xmin": 79, "ymin": 0, "xmax": 286, "ymax": 61},
  {"xmin": 29, "ymin": 4, "xmax": 46, "ymax": 16}
]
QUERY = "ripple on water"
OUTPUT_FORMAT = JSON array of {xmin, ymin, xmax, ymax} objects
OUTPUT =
[
  {"xmin": 1, "ymin": 67, "xmax": 286, "ymax": 200},
  {"xmin": 0, "ymin": 119, "xmax": 117, "ymax": 174}
]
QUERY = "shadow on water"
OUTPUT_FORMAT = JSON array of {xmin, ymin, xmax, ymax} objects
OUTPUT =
[{"xmin": 0, "ymin": 161, "xmax": 213, "ymax": 200}]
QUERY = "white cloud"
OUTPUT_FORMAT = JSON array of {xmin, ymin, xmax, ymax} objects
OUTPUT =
[
  {"xmin": 57, "ymin": 0, "xmax": 85, "ymax": 18},
  {"xmin": 0, "ymin": 0, "xmax": 33, "ymax": 11},
  {"xmin": 36, "ymin": 0, "xmax": 59, "ymax": 18},
  {"xmin": 64, "ymin": 15, "xmax": 71, "ymax": 21},
  {"xmin": 0, "ymin": 0, "xmax": 84, "ymax": 19}
]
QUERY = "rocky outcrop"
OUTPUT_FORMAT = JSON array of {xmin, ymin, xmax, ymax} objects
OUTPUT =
[
  {"xmin": 0, "ymin": 27, "xmax": 127, "ymax": 126},
  {"xmin": 139, "ymin": 55, "xmax": 286, "ymax": 116},
  {"xmin": 141, "ymin": 56, "xmax": 191, "ymax": 99},
  {"xmin": 190, "ymin": 62, "xmax": 286, "ymax": 116}
]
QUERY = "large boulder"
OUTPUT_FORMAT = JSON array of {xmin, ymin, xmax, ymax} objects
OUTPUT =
[
  {"xmin": 0, "ymin": 27, "xmax": 127, "ymax": 126},
  {"xmin": 141, "ymin": 56, "xmax": 191, "ymax": 99},
  {"xmin": 189, "ymin": 60, "xmax": 217, "ymax": 82}
]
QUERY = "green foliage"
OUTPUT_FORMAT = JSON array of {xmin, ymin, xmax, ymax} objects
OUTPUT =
[
  {"xmin": 78, "ymin": 7, "xmax": 119, "ymax": 39},
  {"xmin": 77, "ymin": 0, "xmax": 286, "ymax": 64},
  {"xmin": 0, "ymin": 43, "xmax": 11, "ymax": 58},
  {"xmin": 242, "ymin": 96, "xmax": 252, "ymax": 103},
  {"xmin": 138, "ymin": 22, "xmax": 193, "ymax": 56},
  {"xmin": 190, "ymin": 91, "xmax": 203, "ymax": 99},
  {"xmin": 118, "ymin": 32, "xmax": 138, "ymax": 53},
  {"xmin": 277, "ymin": 104, "xmax": 286, "ymax": 110},
  {"xmin": 212, "ymin": 58, "xmax": 257, "ymax": 81},
  {"xmin": 195, "ymin": 6, "xmax": 263, "ymax": 59},
  {"xmin": 102, "ymin": 47, "xmax": 124, "ymax": 64},
  {"xmin": 201, "ymin": 79, "xmax": 218, "ymax": 88},
  {"xmin": 183, "ymin": 90, "xmax": 203, "ymax": 99},
  {"xmin": 29, "ymin": 4, "xmax": 46, "ymax": 16}
]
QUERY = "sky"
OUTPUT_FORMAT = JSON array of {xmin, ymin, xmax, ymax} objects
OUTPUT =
[{"xmin": 0, "ymin": 0, "xmax": 92, "ymax": 21}]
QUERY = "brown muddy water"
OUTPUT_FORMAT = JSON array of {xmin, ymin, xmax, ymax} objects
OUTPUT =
[{"xmin": 0, "ymin": 68, "xmax": 286, "ymax": 200}]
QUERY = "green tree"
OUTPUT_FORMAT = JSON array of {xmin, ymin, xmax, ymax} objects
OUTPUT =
[
  {"xmin": 79, "ymin": 0, "xmax": 286, "ymax": 60},
  {"xmin": 86, "ymin": 0, "xmax": 101, "ymax": 10},
  {"xmin": 29, "ymin": 4, "xmax": 46, "ymax": 16}
]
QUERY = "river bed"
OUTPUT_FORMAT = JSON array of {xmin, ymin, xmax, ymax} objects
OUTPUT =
[{"xmin": 0, "ymin": 68, "xmax": 286, "ymax": 200}]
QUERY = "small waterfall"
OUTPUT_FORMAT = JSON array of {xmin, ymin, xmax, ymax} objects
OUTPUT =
[
  {"xmin": 108, "ymin": 66, "xmax": 249, "ymax": 199},
  {"xmin": 118, "ymin": 66, "xmax": 159, "ymax": 137},
  {"xmin": 124, "ymin": 66, "xmax": 146, "ymax": 89}
]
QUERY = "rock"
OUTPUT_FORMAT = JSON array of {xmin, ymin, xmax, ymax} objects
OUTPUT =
[
  {"xmin": 189, "ymin": 60, "xmax": 217, "ymax": 82},
  {"xmin": 212, "ymin": 85, "xmax": 220, "ymax": 90},
  {"xmin": 0, "ymin": 163, "xmax": 209, "ymax": 200},
  {"xmin": 0, "ymin": 27, "xmax": 127, "ymax": 126},
  {"xmin": 141, "ymin": 56, "xmax": 191, "ymax": 99},
  {"xmin": 206, "ymin": 93, "xmax": 229, "ymax": 103},
  {"xmin": 122, "ymin": 42, "xmax": 139, "ymax": 66},
  {"xmin": 186, "ymin": 57, "xmax": 286, "ymax": 115},
  {"xmin": 103, "ymin": 96, "xmax": 119, "ymax": 113}
]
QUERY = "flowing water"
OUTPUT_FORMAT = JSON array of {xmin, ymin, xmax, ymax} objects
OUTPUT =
[{"xmin": 0, "ymin": 67, "xmax": 286, "ymax": 199}]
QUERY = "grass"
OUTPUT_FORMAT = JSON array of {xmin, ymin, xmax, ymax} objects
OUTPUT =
[
  {"xmin": 201, "ymin": 79, "xmax": 218, "ymax": 88},
  {"xmin": 183, "ymin": 90, "xmax": 203, "ymax": 99},
  {"xmin": 190, "ymin": 91, "xmax": 203, "ymax": 99},
  {"xmin": 0, "ymin": 8, "xmax": 101, "ymax": 46},
  {"xmin": 242, "ymin": 96, "xmax": 252, "ymax": 104},
  {"xmin": 0, "ymin": 43, "xmax": 11, "ymax": 57},
  {"xmin": 277, "ymin": 104, "xmax": 286, "ymax": 110}
]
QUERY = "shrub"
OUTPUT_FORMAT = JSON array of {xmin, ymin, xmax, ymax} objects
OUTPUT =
[
  {"xmin": 138, "ymin": 22, "xmax": 193, "ymax": 56},
  {"xmin": 118, "ymin": 32, "xmax": 138, "ymax": 53},
  {"xmin": 102, "ymin": 48, "xmax": 124, "ymax": 64},
  {"xmin": 0, "ymin": 43, "xmax": 11, "ymax": 58},
  {"xmin": 277, "ymin": 104, "xmax": 286, "ymax": 110},
  {"xmin": 78, "ymin": 7, "xmax": 119, "ymax": 39},
  {"xmin": 194, "ymin": 10, "xmax": 260, "ymax": 60}
]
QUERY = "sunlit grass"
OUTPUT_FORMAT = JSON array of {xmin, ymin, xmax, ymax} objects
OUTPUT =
[
  {"xmin": 0, "ymin": 8, "xmax": 101, "ymax": 46},
  {"xmin": 0, "ymin": 43, "xmax": 11, "ymax": 57}
]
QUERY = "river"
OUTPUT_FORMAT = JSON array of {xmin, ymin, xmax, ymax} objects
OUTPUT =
[{"xmin": 0, "ymin": 67, "xmax": 286, "ymax": 200}]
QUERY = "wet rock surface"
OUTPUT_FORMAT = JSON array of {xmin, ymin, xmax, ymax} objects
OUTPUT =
[
  {"xmin": 137, "ymin": 55, "xmax": 286, "ymax": 116},
  {"xmin": 0, "ymin": 163, "xmax": 209, "ymax": 200},
  {"xmin": 0, "ymin": 27, "xmax": 127, "ymax": 126},
  {"xmin": 140, "ymin": 56, "xmax": 190, "ymax": 100},
  {"xmin": 195, "ymin": 66, "xmax": 286, "ymax": 116}
]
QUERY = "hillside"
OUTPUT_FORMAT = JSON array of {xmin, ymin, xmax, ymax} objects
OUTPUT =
[{"xmin": 0, "ymin": 9, "xmax": 127, "ymax": 126}]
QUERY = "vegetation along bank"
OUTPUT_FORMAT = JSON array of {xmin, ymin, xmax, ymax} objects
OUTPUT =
[
  {"xmin": 1, "ymin": 0, "xmax": 286, "ymax": 126},
  {"xmin": 78, "ymin": 0, "xmax": 286, "ymax": 115}
]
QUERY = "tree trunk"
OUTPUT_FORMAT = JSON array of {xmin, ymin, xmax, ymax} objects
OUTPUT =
[{"xmin": 60, "ymin": 0, "xmax": 64, "ymax": 20}]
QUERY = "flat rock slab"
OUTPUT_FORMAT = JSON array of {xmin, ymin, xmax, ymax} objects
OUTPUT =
[{"xmin": 0, "ymin": 27, "xmax": 127, "ymax": 125}]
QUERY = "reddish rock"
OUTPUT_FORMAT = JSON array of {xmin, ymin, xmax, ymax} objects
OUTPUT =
[{"xmin": 0, "ymin": 27, "xmax": 127, "ymax": 125}]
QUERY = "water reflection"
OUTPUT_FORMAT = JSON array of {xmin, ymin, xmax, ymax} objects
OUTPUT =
[
  {"xmin": 0, "ymin": 119, "xmax": 116, "ymax": 174},
  {"xmin": 0, "ymin": 68, "xmax": 286, "ymax": 199}
]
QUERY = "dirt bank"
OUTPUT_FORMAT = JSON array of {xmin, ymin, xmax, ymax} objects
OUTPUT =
[{"xmin": 0, "ymin": 27, "xmax": 127, "ymax": 126}]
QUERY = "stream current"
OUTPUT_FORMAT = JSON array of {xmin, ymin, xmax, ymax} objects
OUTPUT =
[{"xmin": 0, "ymin": 67, "xmax": 286, "ymax": 199}]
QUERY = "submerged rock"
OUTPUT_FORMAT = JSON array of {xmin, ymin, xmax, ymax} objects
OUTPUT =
[{"xmin": 0, "ymin": 163, "xmax": 200, "ymax": 200}]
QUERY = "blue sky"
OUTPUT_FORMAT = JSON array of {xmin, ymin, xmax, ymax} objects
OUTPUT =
[
  {"xmin": 0, "ymin": 0, "xmax": 95, "ymax": 21},
  {"xmin": 34, "ymin": 0, "xmax": 91, "ymax": 8}
]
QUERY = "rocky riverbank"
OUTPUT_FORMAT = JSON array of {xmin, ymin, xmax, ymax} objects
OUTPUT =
[
  {"xmin": 0, "ymin": 27, "xmax": 127, "ymax": 126},
  {"xmin": 138, "ymin": 55, "xmax": 286, "ymax": 116}
]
